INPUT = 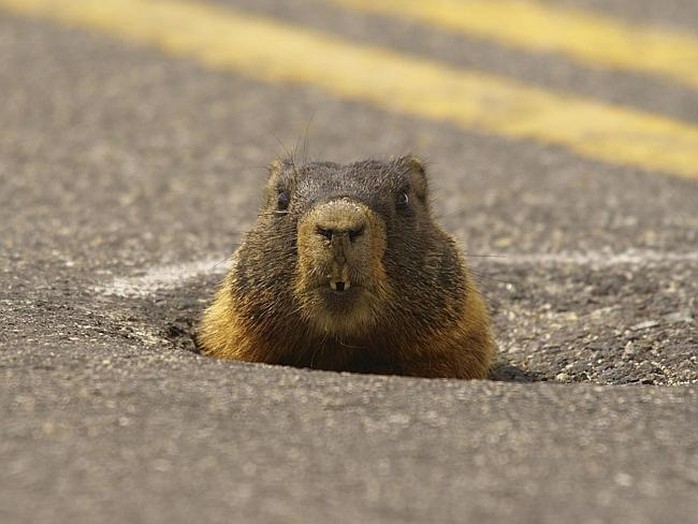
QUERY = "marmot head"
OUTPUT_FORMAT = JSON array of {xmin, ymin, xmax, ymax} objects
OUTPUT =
[{"xmin": 234, "ymin": 155, "xmax": 459, "ymax": 339}]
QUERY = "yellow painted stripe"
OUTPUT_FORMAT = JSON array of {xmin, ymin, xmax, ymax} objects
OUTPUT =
[
  {"xmin": 331, "ymin": 0, "xmax": 698, "ymax": 90},
  {"xmin": 2, "ymin": 0, "xmax": 697, "ymax": 179}
]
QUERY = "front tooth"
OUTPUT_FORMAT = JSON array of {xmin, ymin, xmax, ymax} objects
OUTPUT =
[
  {"xmin": 330, "ymin": 281, "xmax": 337, "ymax": 290},
  {"xmin": 344, "ymin": 280, "xmax": 350, "ymax": 290}
]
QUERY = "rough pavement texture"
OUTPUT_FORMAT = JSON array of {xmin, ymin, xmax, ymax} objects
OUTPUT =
[
  {"xmin": 1, "ymin": 1, "xmax": 696, "ymax": 523},
  {"xmin": 3, "ymin": 362, "xmax": 696, "ymax": 524}
]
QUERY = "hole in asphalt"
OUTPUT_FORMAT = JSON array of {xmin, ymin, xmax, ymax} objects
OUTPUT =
[
  {"xmin": 489, "ymin": 363, "xmax": 542, "ymax": 383},
  {"xmin": 107, "ymin": 259, "xmax": 696, "ymax": 386},
  {"xmin": 128, "ymin": 274, "xmax": 540, "ymax": 382},
  {"xmin": 126, "ymin": 276, "xmax": 217, "ymax": 356}
]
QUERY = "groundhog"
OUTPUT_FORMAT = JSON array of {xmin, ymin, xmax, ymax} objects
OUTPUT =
[{"xmin": 198, "ymin": 155, "xmax": 495, "ymax": 379}]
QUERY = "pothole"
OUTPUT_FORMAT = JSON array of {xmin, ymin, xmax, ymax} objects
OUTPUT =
[
  {"xmin": 94, "ymin": 254, "xmax": 697, "ymax": 385},
  {"xmin": 104, "ymin": 269, "xmax": 538, "ymax": 382}
]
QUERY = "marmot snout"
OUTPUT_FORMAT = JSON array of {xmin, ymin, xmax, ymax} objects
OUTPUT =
[
  {"xmin": 296, "ymin": 198, "xmax": 389, "ymax": 336},
  {"xmin": 199, "ymin": 155, "xmax": 495, "ymax": 379}
]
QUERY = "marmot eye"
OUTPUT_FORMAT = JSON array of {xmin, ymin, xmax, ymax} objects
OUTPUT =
[
  {"xmin": 277, "ymin": 191, "xmax": 289, "ymax": 211},
  {"xmin": 396, "ymin": 191, "xmax": 409, "ymax": 208}
]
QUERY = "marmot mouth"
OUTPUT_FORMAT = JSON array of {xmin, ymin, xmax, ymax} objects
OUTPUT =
[
  {"xmin": 330, "ymin": 280, "xmax": 349, "ymax": 292},
  {"xmin": 314, "ymin": 284, "xmax": 363, "ymax": 307}
]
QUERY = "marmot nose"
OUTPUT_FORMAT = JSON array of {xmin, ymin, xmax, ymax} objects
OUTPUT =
[
  {"xmin": 316, "ymin": 224, "xmax": 364, "ymax": 242},
  {"xmin": 313, "ymin": 200, "xmax": 368, "ymax": 244}
]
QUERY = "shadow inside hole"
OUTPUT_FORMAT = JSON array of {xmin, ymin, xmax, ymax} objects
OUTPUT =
[
  {"xmin": 135, "ymin": 275, "xmax": 220, "ymax": 355},
  {"xmin": 163, "ymin": 317, "xmax": 201, "ymax": 354},
  {"xmin": 489, "ymin": 362, "xmax": 543, "ymax": 383}
]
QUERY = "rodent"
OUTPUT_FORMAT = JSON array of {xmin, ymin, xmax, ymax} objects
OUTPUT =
[{"xmin": 198, "ymin": 155, "xmax": 495, "ymax": 379}]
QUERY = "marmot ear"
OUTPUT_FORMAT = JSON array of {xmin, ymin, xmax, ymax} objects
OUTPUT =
[
  {"xmin": 267, "ymin": 159, "xmax": 284, "ymax": 178},
  {"xmin": 265, "ymin": 159, "xmax": 290, "ymax": 205},
  {"xmin": 396, "ymin": 154, "xmax": 429, "ymax": 202},
  {"xmin": 396, "ymin": 155, "xmax": 427, "ymax": 178}
]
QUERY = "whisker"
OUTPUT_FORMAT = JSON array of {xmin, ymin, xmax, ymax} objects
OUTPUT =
[
  {"xmin": 296, "ymin": 114, "xmax": 315, "ymax": 166},
  {"xmin": 464, "ymin": 254, "xmax": 509, "ymax": 259},
  {"xmin": 470, "ymin": 270, "xmax": 515, "ymax": 287},
  {"xmin": 211, "ymin": 256, "xmax": 231, "ymax": 270},
  {"xmin": 271, "ymin": 132, "xmax": 292, "ymax": 162},
  {"xmin": 335, "ymin": 338, "xmax": 367, "ymax": 350}
]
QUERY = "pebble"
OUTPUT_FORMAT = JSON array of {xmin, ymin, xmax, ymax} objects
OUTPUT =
[
  {"xmin": 622, "ymin": 342, "xmax": 636, "ymax": 358},
  {"xmin": 630, "ymin": 320, "xmax": 660, "ymax": 331}
]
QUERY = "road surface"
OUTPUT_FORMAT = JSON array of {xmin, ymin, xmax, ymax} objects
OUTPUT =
[{"xmin": 1, "ymin": 1, "xmax": 696, "ymax": 522}]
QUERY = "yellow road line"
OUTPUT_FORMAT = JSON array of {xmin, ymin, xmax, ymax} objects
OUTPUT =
[
  {"xmin": 2, "ymin": 0, "xmax": 697, "ymax": 179},
  {"xmin": 331, "ymin": 0, "xmax": 698, "ymax": 91}
]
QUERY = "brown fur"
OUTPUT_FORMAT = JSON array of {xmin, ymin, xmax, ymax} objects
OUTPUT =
[{"xmin": 199, "ymin": 156, "xmax": 495, "ymax": 379}]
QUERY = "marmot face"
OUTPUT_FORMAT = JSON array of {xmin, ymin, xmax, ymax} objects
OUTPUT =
[{"xmin": 261, "ymin": 156, "xmax": 432, "ymax": 338}]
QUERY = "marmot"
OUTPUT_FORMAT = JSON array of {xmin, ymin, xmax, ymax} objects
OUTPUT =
[{"xmin": 199, "ymin": 156, "xmax": 495, "ymax": 379}]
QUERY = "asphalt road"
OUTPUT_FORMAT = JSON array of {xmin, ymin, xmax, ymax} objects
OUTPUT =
[{"xmin": 1, "ymin": 1, "xmax": 696, "ymax": 523}]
